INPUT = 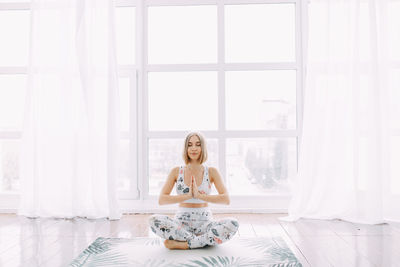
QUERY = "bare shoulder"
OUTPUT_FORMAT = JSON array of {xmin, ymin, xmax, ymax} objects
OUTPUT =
[
  {"xmin": 208, "ymin": 166, "xmax": 219, "ymax": 174},
  {"xmin": 171, "ymin": 166, "xmax": 180, "ymax": 173},
  {"xmin": 207, "ymin": 166, "xmax": 228, "ymax": 194},
  {"xmin": 169, "ymin": 166, "xmax": 180, "ymax": 181},
  {"xmin": 159, "ymin": 166, "xmax": 180, "ymax": 196},
  {"xmin": 208, "ymin": 166, "xmax": 220, "ymax": 183}
]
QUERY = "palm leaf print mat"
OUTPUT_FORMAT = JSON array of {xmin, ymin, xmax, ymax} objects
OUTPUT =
[{"xmin": 69, "ymin": 236, "xmax": 303, "ymax": 267}]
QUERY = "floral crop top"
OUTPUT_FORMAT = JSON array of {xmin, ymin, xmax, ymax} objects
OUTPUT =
[{"xmin": 176, "ymin": 165, "xmax": 211, "ymax": 204}]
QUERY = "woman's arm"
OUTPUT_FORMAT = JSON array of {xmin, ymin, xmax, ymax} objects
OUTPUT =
[
  {"xmin": 158, "ymin": 167, "xmax": 192, "ymax": 205},
  {"xmin": 195, "ymin": 167, "xmax": 230, "ymax": 205}
]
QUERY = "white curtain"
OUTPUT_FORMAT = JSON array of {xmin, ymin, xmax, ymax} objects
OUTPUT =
[
  {"xmin": 283, "ymin": 0, "xmax": 400, "ymax": 224},
  {"xmin": 18, "ymin": 0, "xmax": 121, "ymax": 219}
]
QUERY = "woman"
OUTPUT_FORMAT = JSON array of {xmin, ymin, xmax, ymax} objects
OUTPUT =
[{"xmin": 148, "ymin": 132, "xmax": 239, "ymax": 250}]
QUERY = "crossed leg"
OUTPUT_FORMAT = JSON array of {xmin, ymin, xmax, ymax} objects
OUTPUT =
[
  {"xmin": 148, "ymin": 214, "xmax": 194, "ymax": 249},
  {"xmin": 148, "ymin": 214, "xmax": 194, "ymax": 241},
  {"xmin": 149, "ymin": 214, "xmax": 239, "ymax": 249},
  {"xmin": 187, "ymin": 217, "xmax": 239, "ymax": 249}
]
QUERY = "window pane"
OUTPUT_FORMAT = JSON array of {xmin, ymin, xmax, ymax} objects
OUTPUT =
[
  {"xmin": 118, "ymin": 139, "xmax": 131, "ymax": 192},
  {"xmin": 0, "ymin": 10, "xmax": 30, "ymax": 66},
  {"xmin": 0, "ymin": 139, "xmax": 20, "ymax": 192},
  {"xmin": 226, "ymin": 70, "xmax": 296, "ymax": 130},
  {"xmin": 119, "ymin": 77, "xmax": 130, "ymax": 132},
  {"xmin": 226, "ymin": 138, "xmax": 297, "ymax": 195},
  {"xmin": 148, "ymin": 72, "xmax": 218, "ymax": 131},
  {"xmin": 148, "ymin": 138, "xmax": 218, "ymax": 195},
  {"xmin": 116, "ymin": 7, "xmax": 135, "ymax": 65},
  {"xmin": 225, "ymin": 4, "xmax": 295, "ymax": 63},
  {"xmin": 148, "ymin": 5, "xmax": 217, "ymax": 64},
  {"xmin": 0, "ymin": 75, "xmax": 27, "ymax": 130}
]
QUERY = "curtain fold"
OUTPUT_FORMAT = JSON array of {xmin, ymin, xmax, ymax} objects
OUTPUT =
[
  {"xmin": 18, "ymin": 0, "xmax": 121, "ymax": 220},
  {"xmin": 283, "ymin": 0, "xmax": 400, "ymax": 224}
]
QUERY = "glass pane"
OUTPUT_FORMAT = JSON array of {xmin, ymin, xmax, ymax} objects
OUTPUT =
[
  {"xmin": 0, "ymin": 10, "xmax": 30, "ymax": 66},
  {"xmin": 0, "ymin": 139, "xmax": 20, "ymax": 192},
  {"xmin": 148, "ymin": 138, "xmax": 218, "ymax": 195},
  {"xmin": 225, "ymin": 70, "xmax": 296, "ymax": 130},
  {"xmin": 116, "ymin": 7, "xmax": 135, "ymax": 65},
  {"xmin": 148, "ymin": 5, "xmax": 217, "ymax": 64},
  {"xmin": 119, "ymin": 77, "xmax": 130, "ymax": 132},
  {"xmin": 225, "ymin": 4, "xmax": 295, "ymax": 63},
  {"xmin": 390, "ymin": 136, "xmax": 400, "ymax": 194},
  {"xmin": 148, "ymin": 72, "xmax": 218, "ymax": 131},
  {"xmin": 226, "ymin": 138, "xmax": 297, "ymax": 195},
  {"xmin": 388, "ymin": 2, "xmax": 400, "ymax": 61},
  {"xmin": 0, "ymin": 75, "xmax": 27, "ymax": 130},
  {"xmin": 118, "ymin": 139, "xmax": 131, "ymax": 192}
]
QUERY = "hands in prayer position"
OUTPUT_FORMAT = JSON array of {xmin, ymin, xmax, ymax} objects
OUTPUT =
[{"xmin": 189, "ymin": 176, "xmax": 202, "ymax": 199}]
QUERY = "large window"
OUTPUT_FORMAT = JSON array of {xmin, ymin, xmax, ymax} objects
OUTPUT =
[
  {"xmin": 0, "ymin": 0, "xmax": 303, "ymax": 209},
  {"xmin": 144, "ymin": 1, "xmax": 299, "ymax": 200}
]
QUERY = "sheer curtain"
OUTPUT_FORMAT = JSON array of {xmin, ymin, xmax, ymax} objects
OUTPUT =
[
  {"xmin": 283, "ymin": 0, "xmax": 400, "ymax": 224},
  {"xmin": 18, "ymin": 0, "xmax": 121, "ymax": 219}
]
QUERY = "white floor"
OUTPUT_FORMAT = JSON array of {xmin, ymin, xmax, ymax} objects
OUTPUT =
[{"xmin": 1, "ymin": 213, "xmax": 400, "ymax": 267}]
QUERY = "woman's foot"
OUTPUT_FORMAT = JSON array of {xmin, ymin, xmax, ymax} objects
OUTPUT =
[{"xmin": 164, "ymin": 239, "xmax": 189, "ymax": 250}]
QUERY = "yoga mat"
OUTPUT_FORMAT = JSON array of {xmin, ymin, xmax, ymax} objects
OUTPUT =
[{"xmin": 69, "ymin": 236, "xmax": 303, "ymax": 267}]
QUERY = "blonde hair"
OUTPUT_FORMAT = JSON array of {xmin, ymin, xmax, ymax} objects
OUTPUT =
[{"xmin": 182, "ymin": 132, "xmax": 208, "ymax": 165}]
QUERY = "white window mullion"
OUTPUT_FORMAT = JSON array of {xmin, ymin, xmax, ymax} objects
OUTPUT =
[
  {"xmin": 121, "ymin": 70, "xmax": 140, "ymax": 199},
  {"xmin": 296, "ymin": 0, "xmax": 305, "ymax": 168},
  {"xmin": 138, "ymin": 0, "xmax": 148, "ymax": 200},
  {"xmin": 147, "ymin": 64, "xmax": 218, "ymax": 72},
  {"xmin": 0, "ymin": 67, "xmax": 27, "ymax": 74},
  {"xmin": 217, "ymin": 1, "xmax": 227, "ymax": 182},
  {"xmin": 223, "ymin": 0, "xmax": 296, "ymax": 4},
  {"xmin": 0, "ymin": 132, "xmax": 20, "ymax": 139},
  {"xmin": 225, "ymin": 62, "xmax": 297, "ymax": 71},
  {"xmin": 146, "ymin": 63, "xmax": 297, "ymax": 72},
  {"xmin": 146, "ymin": 0, "xmax": 217, "ymax": 6},
  {"xmin": 147, "ymin": 130, "xmax": 298, "ymax": 139},
  {"xmin": 296, "ymin": 0, "xmax": 307, "ymax": 167},
  {"xmin": 115, "ymin": 0, "xmax": 138, "ymax": 7},
  {"xmin": 0, "ymin": 3, "xmax": 30, "ymax": 10}
]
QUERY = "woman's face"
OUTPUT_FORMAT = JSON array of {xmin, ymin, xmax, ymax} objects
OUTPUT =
[{"xmin": 187, "ymin": 135, "xmax": 202, "ymax": 162}]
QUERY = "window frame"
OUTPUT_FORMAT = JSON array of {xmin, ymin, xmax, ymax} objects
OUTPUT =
[{"xmin": 140, "ymin": 0, "xmax": 305, "ymax": 211}]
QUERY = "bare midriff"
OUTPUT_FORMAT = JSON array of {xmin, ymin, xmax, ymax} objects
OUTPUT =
[{"xmin": 179, "ymin": 202, "xmax": 208, "ymax": 208}]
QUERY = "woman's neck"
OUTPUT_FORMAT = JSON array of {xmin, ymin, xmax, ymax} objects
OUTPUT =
[{"xmin": 187, "ymin": 162, "xmax": 201, "ymax": 168}]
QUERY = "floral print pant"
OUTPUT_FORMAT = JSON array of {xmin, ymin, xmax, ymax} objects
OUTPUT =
[{"xmin": 148, "ymin": 207, "xmax": 239, "ymax": 249}]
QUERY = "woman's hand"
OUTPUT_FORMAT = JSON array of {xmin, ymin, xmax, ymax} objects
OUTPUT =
[
  {"xmin": 186, "ymin": 176, "xmax": 193, "ymax": 197},
  {"xmin": 192, "ymin": 176, "xmax": 201, "ymax": 199}
]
